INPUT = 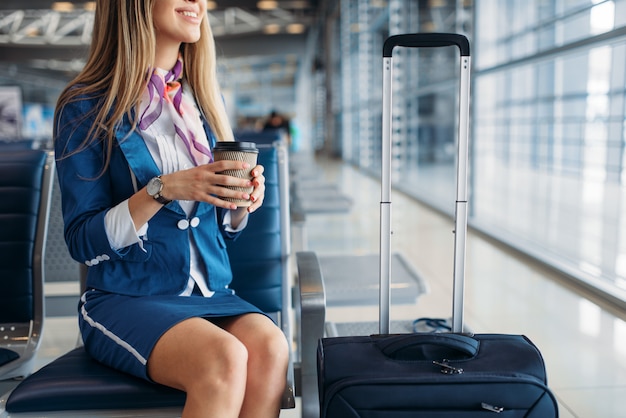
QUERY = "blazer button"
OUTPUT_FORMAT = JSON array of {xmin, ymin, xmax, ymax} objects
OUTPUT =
[
  {"xmin": 190, "ymin": 217, "xmax": 200, "ymax": 228},
  {"xmin": 177, "ymin": 219, "xmax": 190, "ymax": 230}
]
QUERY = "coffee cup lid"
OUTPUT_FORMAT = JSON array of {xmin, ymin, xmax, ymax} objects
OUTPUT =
[{"xmin": 212, "ymin": 141, "xmax": 258, "ymax": 153}]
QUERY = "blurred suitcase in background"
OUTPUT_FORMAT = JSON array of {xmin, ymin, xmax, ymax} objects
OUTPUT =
[{"xmin": 316, "ymin": 33, "xmax": 559, "ymax": 418}]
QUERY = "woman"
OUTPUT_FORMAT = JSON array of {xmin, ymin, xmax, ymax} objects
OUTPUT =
[{"xmin": 53, "ymin": 1, "xmax": 289, "ymax": 417}]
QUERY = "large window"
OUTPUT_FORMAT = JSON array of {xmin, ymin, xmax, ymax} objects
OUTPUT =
[
  {"xmin": 473, "ymin": 0, "xmax": 626, "ymax": 305},
  {"xmin": 331, "ymin": 0, "xmax": 467, "ymax": 209},
  {"xmin": 328, "ymin": 0, "xmax": 626, "ymax": 306}
]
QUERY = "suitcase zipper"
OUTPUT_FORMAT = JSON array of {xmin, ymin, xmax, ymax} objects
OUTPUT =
[
  {"xmin": 433, "ymin": 359, "xmax": 464, "ymax": 374},
  {"xmin": 481, "ymin": 402, "xmax": 504, "ymax": 413},
  {"xmin": 433, "ymin": 359, "xmax": 463, "ymax": 374},
  {"xmin": 322, "ymin": 374, "xmax": 556, "ymax": 416}
]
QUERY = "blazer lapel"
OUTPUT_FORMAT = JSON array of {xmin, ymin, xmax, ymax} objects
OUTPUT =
[{"xmin": 115, "ymin": 117, "xmax": 185, "ymax": 214}]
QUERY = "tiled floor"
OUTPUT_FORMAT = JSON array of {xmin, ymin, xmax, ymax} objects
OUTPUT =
[{"xmin": 2, "ymin": 153, "xmax": 626, "ymax": 417}]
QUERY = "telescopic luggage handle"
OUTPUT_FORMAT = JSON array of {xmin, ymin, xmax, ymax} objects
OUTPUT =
[
  {"xmin": 383, "ymin": 33, "xmax": 470, "ymax": 57},
  {"xmin": 380, "ymin": 33, "xmax": 471, "ymax": 335}
]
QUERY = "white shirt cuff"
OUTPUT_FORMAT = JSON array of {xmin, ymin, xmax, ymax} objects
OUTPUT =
[
  {"xmin": 104, "ymin": 199, "xmax": 145, "ymax": 250},
  {"xmin": 222, "ymin": 210, "xmax": 248, "ymax": 232}
]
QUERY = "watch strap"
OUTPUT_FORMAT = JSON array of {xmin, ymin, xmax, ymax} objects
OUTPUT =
[{"xmin": 153, "ymin": 192, "xmax": 171, "ymax": 205}]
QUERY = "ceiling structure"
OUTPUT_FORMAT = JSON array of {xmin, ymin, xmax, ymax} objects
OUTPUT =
[
  {"xmin": 0, "ymin": 1, "xmax": 318, "ymax": 46},
  {"xmin": 0, "ymin": 0, "xmax": 319, "ymax": 95}
]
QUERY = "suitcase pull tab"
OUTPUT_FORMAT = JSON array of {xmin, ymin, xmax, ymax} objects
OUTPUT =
[
  {"xmin": 433, "ymin": 360, "xmax": 463, "ymax": 374},
  {"xmin": 481, "ymin": 402, "xmax": 504, "ymax": 413}
]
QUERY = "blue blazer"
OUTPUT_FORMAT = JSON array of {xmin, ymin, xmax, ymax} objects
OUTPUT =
[{"xmin": 55, "ymin": 93, "xmax": 238, "ymax": 296}]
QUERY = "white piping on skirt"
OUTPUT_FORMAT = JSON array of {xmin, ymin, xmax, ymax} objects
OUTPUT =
[{"xmin": 80, "ymin": 292, "xmax": 148, "ymax": 365}]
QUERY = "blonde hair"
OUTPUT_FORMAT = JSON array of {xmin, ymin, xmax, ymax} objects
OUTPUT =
[{"xmin": 55, "ymin": 0, "xmax": 233, "ymax": 168}]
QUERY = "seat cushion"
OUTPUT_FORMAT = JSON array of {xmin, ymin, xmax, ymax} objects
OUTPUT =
[{"xmin": 6, "ymin": 347, "xmax": 185, "ymax": 412}]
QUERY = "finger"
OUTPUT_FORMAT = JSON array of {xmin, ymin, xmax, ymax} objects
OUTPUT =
[
  {"xmin": 207, "ymin": 160, "xmax": 251, "ymax": 172},
  {"xmin": 214, "ymin": 173, "xmax": 254, "ymax": 189},
  {"xmin": 212, "ymin": 185, "xmax": 252, "ymax": 203},
  {"xmin": 250, "ymin": 164, "xmax": 265, "ymax": 177},
  {"xmin": 247, "ymin": 197, "xmax": 263, "ymax": 213},
  {"xmin": 204, "ymin": 194, "xmax": 238, "ymax": 210},
  {"xmin": 251, "ymin": 173, "xmax": 265, "ymax": 188},
  {"xmin": 249, "ymin": 178, "xmax": 265, "ymax": 197},
  {"xmin": 248, "ymin": 187, "xmax": 265, "ymax": 211}
]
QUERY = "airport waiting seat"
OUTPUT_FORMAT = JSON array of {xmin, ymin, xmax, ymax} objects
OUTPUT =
[
  {"xmin": 235, "ymin": 128, "xmax": 284, "ymax": 145},
  {"xmin": 0, "ymin": 140, "xmax": 35, "ymax": 150},
  {"xmin": 0, "ymin": 150, "xmax": 54, "ymax": 381},
  {"xmin": 0, "ymin": 139, "xmax": 301, "ymax": 416}
]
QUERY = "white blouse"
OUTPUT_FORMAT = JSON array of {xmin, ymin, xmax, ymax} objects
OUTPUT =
[{"xmin": 103, "ymin": 83, "xmax": 247, "ymax": 297}]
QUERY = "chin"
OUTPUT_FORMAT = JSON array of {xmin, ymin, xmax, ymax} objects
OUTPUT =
[{"xmin": 182, "ymin": 33, "xmax": 202, "ymax": 44}]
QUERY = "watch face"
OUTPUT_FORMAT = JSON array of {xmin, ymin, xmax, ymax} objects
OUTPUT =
[{"xmin": 147, "ymin": 177, "xmax": 162, "ymax": 196}]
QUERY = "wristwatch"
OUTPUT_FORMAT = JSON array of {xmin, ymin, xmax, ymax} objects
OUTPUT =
[{"xmin": 146, "ymin": 176, "xmax": 171, "ymax": 205}]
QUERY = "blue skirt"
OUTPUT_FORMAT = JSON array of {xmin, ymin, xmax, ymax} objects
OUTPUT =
[{"xmin": 78, "ymin": 288, "xmax": 266, "ymax": 381}]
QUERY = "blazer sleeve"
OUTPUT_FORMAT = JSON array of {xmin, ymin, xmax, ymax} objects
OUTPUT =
[{"xmin": 54, "ymin": 97, "xmax": 146, "ymax": 266}]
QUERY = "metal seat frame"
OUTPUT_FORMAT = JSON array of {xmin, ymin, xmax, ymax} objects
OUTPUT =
[{"xmin": 0, "ymin": 150, "xmax": 54, "ymax": 381}]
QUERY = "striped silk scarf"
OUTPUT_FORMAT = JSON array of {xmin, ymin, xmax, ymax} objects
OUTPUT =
[{"xmin": 139, "ymin": 57, "xmax": 213, "ymax": 165}]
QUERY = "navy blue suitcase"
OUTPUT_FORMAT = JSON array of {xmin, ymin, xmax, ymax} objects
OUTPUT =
[
  {"xmin": 317, "ymin": 33, "xmax": 559, "ymax": 418},
  {"xmin": 318, "ymin": 333, "xmax": 558, "ymax": 417}
]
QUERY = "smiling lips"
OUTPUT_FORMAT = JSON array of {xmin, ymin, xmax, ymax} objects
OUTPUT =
[{"xmin": 179, "ymin": 10, "xmax": 199, "ymax": 18}]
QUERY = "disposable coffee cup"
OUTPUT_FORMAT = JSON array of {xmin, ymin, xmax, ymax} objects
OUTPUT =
[{"xmin": 212, "ymin": 141, "xmax": 259, "ymax": 207}]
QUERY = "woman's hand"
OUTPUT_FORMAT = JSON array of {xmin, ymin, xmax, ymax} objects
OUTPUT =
[
  {"xmin": 159, "ymin": 160, "xmax": 265, "ymax": 211},
  {"xmin": 229, "ymin": 163, "xmax": 265, "ymax": 228},
  {"xmin": 246, "ymin": 163, "xmax": 265, "ymax": 213},
  {"xmin": 128, "ymin": 160, "xmax": 265, "ymax": 232}
]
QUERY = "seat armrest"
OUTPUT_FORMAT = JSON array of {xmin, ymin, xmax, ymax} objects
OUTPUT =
[{"xmin": 296, "ymin": 251, "xmax": 326, "ymax": 418}]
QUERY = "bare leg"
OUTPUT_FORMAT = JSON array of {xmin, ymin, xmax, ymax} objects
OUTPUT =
[
  {"xmin": 218, "ymin": 313, "xmax": 290, "ymax": 418},
  {"xmin": 147, "ymin": 317, "xmax": 248, "ymax": 418}
]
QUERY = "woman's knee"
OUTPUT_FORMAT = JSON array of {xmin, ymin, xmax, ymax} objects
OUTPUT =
[
  {"xmin": 194, "ymin": 335, "xmax": 249, "ymax": 391},
  {"xmin": 148, "ymin": 318, "xmax": 249, "ymax": 395},
  {"xmin": 182, "ymin": 336, "xmax": 249, "ymax": 414},
  {"xmin": 249, "ymin": 323, "xmax": 289, "ymax": 375},
  {"xmin": 270, "ymin": 327, "xmax": 290, "ymax": 366}
]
